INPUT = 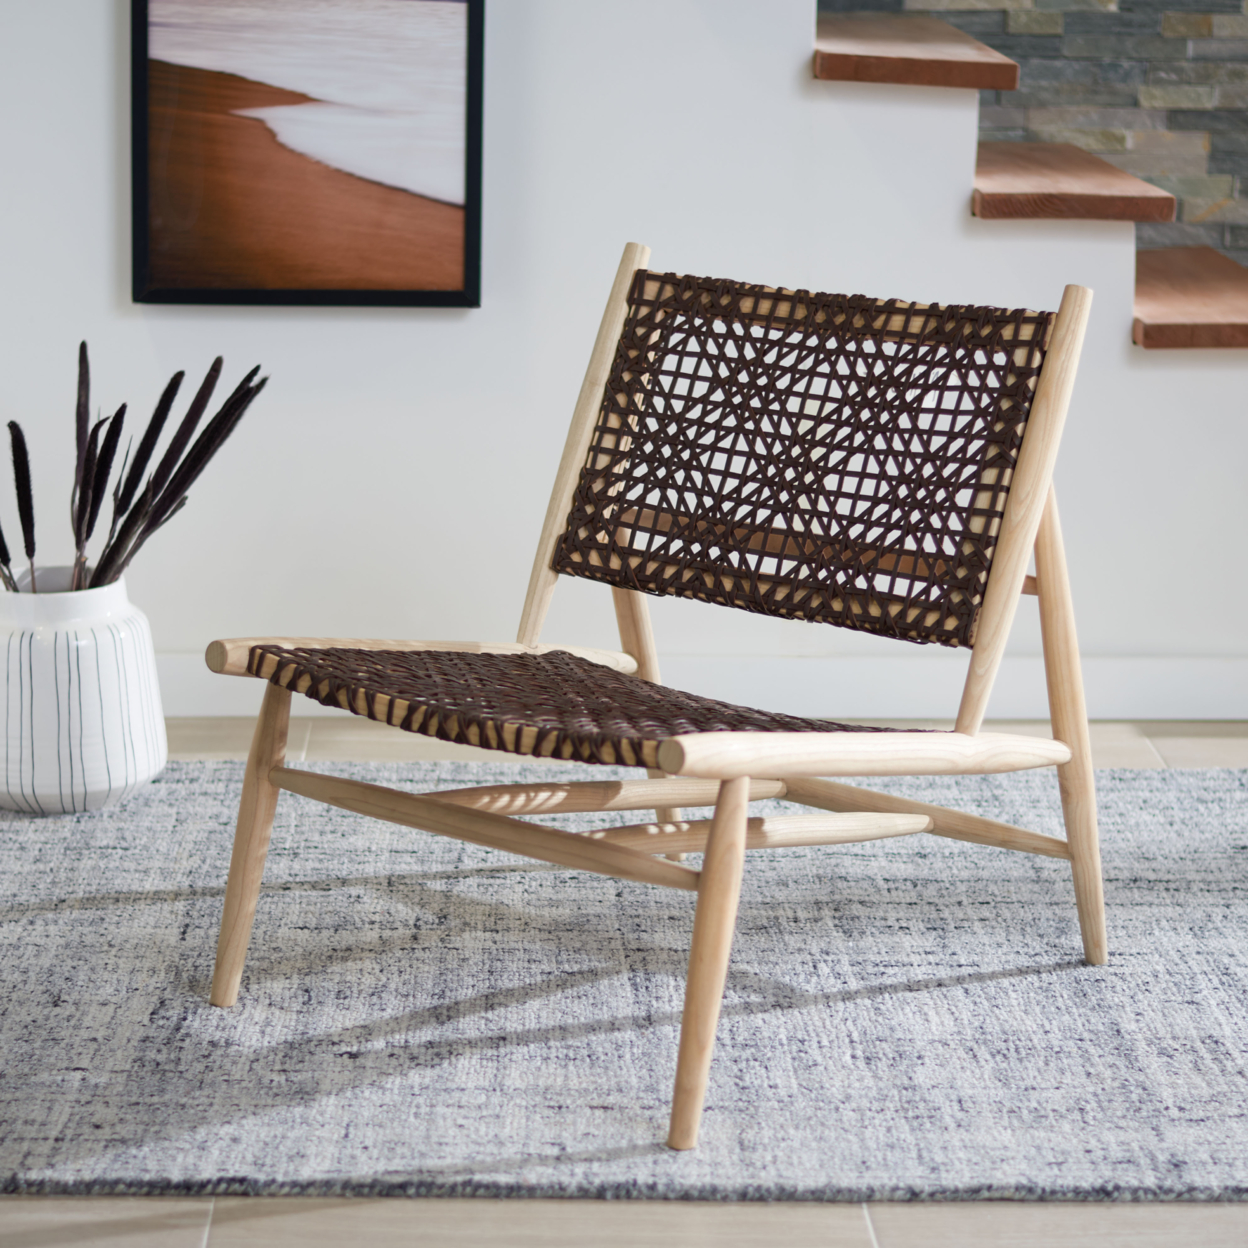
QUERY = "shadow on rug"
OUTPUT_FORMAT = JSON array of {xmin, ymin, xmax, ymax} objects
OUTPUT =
[{"xmin": 1, "ymin": 761, "xmax": 1245, "ymax": 1200}]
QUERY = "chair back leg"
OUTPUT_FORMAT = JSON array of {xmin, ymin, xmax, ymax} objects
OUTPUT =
[
  {"xmin": 1035, "ymin": 487, "xmax": 1107, "ymax": 965},
  {"xmin": 667, "ymin": 775, "xmax": 750, "ymax": 1149},
  {"xmin": 210, "ymin": 681, "xmax": 292, "ymax": 1006},
  {"xmin": 516, "ymin": 242, "xmax": 651, "ymax": 649},
  {"xmin": 613, "ymin": 586, "xmax": 685, "ymax": 842}
]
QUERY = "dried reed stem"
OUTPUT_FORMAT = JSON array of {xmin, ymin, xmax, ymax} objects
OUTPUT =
[{"xmin": 8, "ymin": 422, "xmax": 35, "ymax": 593}]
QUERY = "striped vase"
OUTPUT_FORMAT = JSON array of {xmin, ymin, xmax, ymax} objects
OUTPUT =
[{"xmin": 0, "ymin": 567, "xmax": 167, "ymax": 813}]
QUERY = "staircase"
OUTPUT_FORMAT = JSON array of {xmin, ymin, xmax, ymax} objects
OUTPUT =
[{"xmin": 814, "ymin": 10, "xmax": 1248, "ymax": 348}]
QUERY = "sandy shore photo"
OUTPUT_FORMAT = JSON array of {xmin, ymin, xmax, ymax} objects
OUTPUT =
[{"xmin": 132, "ymin": 0, "xmax": 482, "ymax": 305}]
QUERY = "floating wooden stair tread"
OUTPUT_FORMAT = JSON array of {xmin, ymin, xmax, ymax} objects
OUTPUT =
[
  {"xmin": 973, "ymin": 143, "xmax": 1176, "ymax": 222},
  {"xmin": 813, "ymin": 14, "xmax": 1018, "ymax": 91},
  {"xmin": 1133, "ymin": 247, "xmax": 1248, "ymax": 349}
]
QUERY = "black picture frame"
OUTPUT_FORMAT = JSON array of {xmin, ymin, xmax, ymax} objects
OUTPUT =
[{"xmin": 131, "ymin": 0, "xmax": 483, "ymax": 307}]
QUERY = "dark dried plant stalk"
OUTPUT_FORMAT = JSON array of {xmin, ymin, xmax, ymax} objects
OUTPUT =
[
  {"xmin": 0, "ymin": 345, "xmax": 264, "ymax": 593},
  {"xmin": 72, "ymin": 341, "xmax": 89, "ymax": 529},
  {"xmin": 71, "ymin": 405, "xmax": 126, "ymax": 590},
  {"xmin": 93, "ymin": 373, "xmax": 266, "ymax": 586},
  {"xmin": 148, "ymin": 358, "xmax": 222, "ymax": 497},
  {"xmin": 110, "ymin": 371, "xmax": 184, "ymax": 542},
  {"xmin": 0, "ymin": 517, "xmax": 17, "ymax": 592},
  {"xmin": 88, "ymin": 407, "xmax": 125, "ymax": 542},
  {"xmin": 8, "ymin": 422, "xmax": 36, "ymax": 592},
  {"xmin": 88, "ymin": 357, "xmax": 264, "ymax": 589}
]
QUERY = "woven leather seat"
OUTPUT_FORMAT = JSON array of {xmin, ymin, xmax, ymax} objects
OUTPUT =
[
  {"xmin": 207, "ymin": 242, "xmax": 1105, "ymax": 1151},
  {"xmin": 248, "ymin": 643, "xmax": 891, "ymax": 767}
]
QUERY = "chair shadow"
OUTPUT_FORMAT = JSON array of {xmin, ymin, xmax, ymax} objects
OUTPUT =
[
  {"xmin": 0, "ymin": 863, "xmax": 557, "ymax": 923},
  {"xmin": 2, "ymin": 848, "xmax": 1088, "ymax": 1188},
  {"xmin": 5, "ymin": 760, "xmax": 1240, "ymax": 1189}
]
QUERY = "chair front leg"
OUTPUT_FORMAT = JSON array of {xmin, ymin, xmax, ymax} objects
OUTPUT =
[
  {"xmin": 210, "ymin": 681, "xmax": 291, "ymax": 1007},
  {"xmin": 1035, "ymin": 487, "xmax": 1107, "ymax": 966},
  {"xmin": 1057, "ymin": 746, "xmax": 1106, "ymax": 965},
  {"xmin": 667, "ymin": 774, "xmax": 750, "ymax": 1150}
]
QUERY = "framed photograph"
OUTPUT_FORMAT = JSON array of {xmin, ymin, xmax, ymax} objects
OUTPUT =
[{"xmin": 132, "ymin": 0, "xmax": 483, "ymax": 306}]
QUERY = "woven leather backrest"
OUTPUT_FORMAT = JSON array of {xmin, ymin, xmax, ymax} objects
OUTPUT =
[{"xmin": 552, "ymin": 270, "xmax": 1055, "ymax": 648}]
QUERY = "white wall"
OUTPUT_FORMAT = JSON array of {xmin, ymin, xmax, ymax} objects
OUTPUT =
[{"xmin": 0, "ymin": 0, "xmax": 1244, "ymax": 719}]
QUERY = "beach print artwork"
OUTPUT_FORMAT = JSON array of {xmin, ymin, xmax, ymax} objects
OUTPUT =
[{"xmin": 133, "ymin": 0, "xmax": 482, "ymax": 305}]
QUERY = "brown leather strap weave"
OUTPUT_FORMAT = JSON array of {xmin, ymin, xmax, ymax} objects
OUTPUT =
[
  {"xmin": 249, "ymin": 645, "xmax": 895, "ymax": 767},
  {"xmin": 553, "ymin": 270, "xmax": 1055, "ymax": 648}
]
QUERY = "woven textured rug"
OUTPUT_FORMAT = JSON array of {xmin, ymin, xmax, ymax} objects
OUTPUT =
[{"xmin": 1, "ymin": 761, "xmax": 1245, "ymax": 1201}]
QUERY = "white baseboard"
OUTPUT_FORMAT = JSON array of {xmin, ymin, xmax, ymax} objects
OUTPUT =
[{"xmin": 156, "ymin": 652, "xmax": 1248, "ymax": 721}]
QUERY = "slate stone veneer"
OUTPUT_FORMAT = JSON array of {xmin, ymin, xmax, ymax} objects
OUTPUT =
[{"xmin": 820, "ymin": 0, "xmax": 1248, "ymax": 265}]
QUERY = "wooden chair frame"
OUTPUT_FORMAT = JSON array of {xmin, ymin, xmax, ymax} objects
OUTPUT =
[{"xmin": 205, "ymin": 242, "xmax": 1103, "ymax": 1150}]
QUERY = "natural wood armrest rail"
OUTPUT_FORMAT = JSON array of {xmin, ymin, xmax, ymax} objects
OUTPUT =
[
  {"xmin": 657, "ymin": 731, "xmax": 1072, "ymax": 780},
  {"xmin": 205, "ymin": 637, "xmax": 639, "ymax": 678}
]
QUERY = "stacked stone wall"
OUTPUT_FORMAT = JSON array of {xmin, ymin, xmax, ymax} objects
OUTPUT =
[{"xmin": 819, "ymin": 0, "xmax": 1248, "ymax": 265}]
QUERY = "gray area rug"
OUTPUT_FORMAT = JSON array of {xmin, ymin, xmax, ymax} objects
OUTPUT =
[{"xmin": 1, "ymin": 761, "xmax": 1245, "ymax": 1201}]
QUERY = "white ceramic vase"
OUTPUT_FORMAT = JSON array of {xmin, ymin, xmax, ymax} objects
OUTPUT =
[{"xmin": 0, "ymin": 566, "xmax": 167, "ymax": 813}]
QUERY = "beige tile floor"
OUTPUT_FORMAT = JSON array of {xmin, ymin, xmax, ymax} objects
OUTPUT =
[
  {"xmin": 4, "ymin": 1193, "xmax": 1247, "ymax": 1247},
  {"xmin": 6, "ymin": 716, "xmax": 1246, "ymax": 1247}
]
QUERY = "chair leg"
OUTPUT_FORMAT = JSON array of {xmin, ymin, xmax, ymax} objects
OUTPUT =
[
  {"xmin": 210, "ymin": 682, "xmax": 291, "ymax": 1007},
  {"xmin": 1057, "ymin": 745, "xmax": 1107, "ymax": 966},
  {"xmin": 1035, "ymin": 487, "xmax": 1107, "ymax": 966},
  {"xmin": 667, "ymin": 775, "xmax": 750, "ymax": 1150},
  {"xmin": 647, "ymin": 768, "xmax": 686, "ymax": 862}
]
